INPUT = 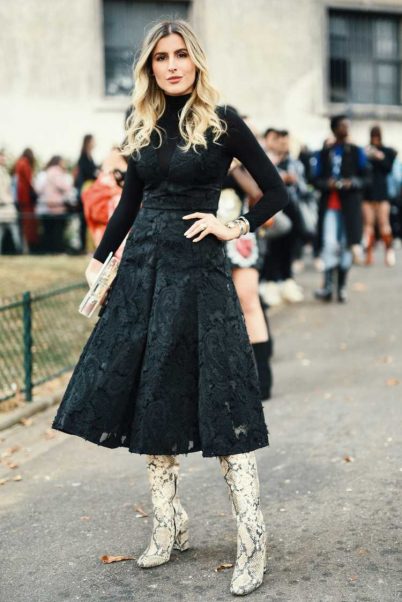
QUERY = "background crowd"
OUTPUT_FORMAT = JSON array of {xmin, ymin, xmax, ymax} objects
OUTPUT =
[
  {"xmin": 0, "ymin": 111, "xmax": 401, "ymax": 403},
  {"xmin": 1, "ymin": 112, "xmax": 400, "ymax": 296}
]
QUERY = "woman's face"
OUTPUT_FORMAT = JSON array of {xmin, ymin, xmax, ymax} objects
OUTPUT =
[{"xmin": 151, "ymin": 33, "xmax": 196, "ymax": 96}]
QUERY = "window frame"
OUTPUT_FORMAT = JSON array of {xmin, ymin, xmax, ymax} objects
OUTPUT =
[
  {"xmin": 323, "ymin": 1, "xmax": 402, "ymax": 119},
  {"xmin": 97, "ymin": 0, "xmax": 192, "ymax": 109}
]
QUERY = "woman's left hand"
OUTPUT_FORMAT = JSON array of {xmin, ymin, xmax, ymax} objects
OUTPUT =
[{"xmin": 182, "ymin": 212, "xmax": 240, "ymax": 242}]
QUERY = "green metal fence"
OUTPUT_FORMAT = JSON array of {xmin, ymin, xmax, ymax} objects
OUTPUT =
[{"xmin": 0, "ymin": 282, "xmax": 93, "ymax": 402}]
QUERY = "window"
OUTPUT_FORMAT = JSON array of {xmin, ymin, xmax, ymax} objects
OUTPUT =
[
  {"xmin": 328, "ymin": 9, "xmax": 402, "ymax": 106},
  {"xmin": 103, "ymin": 0, "xmax": 189, "ymax": 96}
]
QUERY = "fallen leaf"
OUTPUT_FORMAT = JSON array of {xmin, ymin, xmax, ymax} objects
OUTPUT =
[
  {"xmin": 0, "ymin": 478, "xmax": 9, "ymax": 485},
  {"xmin": 349, "ymin": 575, "xmax": 358, "ymax": 582},
  {"xmin": 44, "ymin": 429, "xmax": 57, "ymax": 439},
  {"xmin": 19, "ymin": 417, "xmax": 33, "ymax": 426},
  {"xmin": 343, "ymin": 455, "xmax": 354, "ymax": 463},
  {"xmin": 12, "ymin": 475, "xmax": 22, "ymax": 481},
  {"xmin": 5, "ymin": 445, "xmax": 22, "ymax": 454},
  {"xmin": 80, "ymin": 516, "xmax": 91, "ymax": 521},
  {"xmin": 356, "ymin": 547, "xmax": 369, "ymax": 556},
  {"xmin": 386, "ymin": 378, "xmax": 400, "ymax": 387},
  {"xmin": 100, "ymin": 554, "xmax": 134, "ymax": 564},
  {"xmin": 215, "ymin": 563, "xmax": 234, "ymax": 572},
  {"xmin": 4, "ymin": 461, "xmax": 19, "ymax": 469},
  {"xmin": 133, "ymin": 505, "xmax": 148, "ymax": 518},
  {"xmin": 378, "ymin": 356, "xmax": 393, "ymax": 365},
  {"xmin": 352, "ymin": 282, "xmax": 367, "ymax": 292}
]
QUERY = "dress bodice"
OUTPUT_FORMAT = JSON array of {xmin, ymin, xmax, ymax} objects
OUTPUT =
[{"xmin": 93, "ymin": 93, "xmax": 288, "ymax": 263}]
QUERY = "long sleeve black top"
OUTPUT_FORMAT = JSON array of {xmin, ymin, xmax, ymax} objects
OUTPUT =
[{"xmin": 93, "ymin": 93, "xmax": 288, "ymax": 262}]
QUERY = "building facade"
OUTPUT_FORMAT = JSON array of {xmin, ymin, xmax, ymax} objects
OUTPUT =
[{"xmin": 1, "ymin": 0, "xmax": 402, "ymax": 163}]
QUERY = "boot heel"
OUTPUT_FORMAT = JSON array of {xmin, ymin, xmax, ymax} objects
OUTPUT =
[{"xmin": 173, "ymin": 521, "xmax": 189, "ymax": 551}]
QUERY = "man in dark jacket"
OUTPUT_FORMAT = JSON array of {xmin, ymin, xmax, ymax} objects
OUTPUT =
[{"xmin": 313, "ymin": 115, "xmax": 371, "ymax": 302}]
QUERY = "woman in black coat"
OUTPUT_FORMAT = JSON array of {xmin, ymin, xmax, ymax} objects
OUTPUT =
[{"xmin": 363, "ymin": 125, "xmax": 397, "ymax": 266}]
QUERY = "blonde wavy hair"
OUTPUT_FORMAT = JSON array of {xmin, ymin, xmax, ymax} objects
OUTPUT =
[{"xmin": 120, "ymin": 20, "xmax": 227, "ymax": 157}]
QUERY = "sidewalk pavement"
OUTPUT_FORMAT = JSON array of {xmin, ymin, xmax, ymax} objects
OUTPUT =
[{"xmin": 1, "ymin": 250, "xmax": 401, "ymax": 602}]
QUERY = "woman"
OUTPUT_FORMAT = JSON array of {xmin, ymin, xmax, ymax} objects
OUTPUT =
[
  {"xmin": 35, "ymin": 156, "xmax": 73, "ymax": 253},
  {"xmin": 14, "ymin": 148, "xmax": 40, "ymax": 253},
  {"xmin": 75, "ymin": 134, "xmax": 99, "ymax": 252},
  {"xmin": 52, "ymin": 20, "xmax": 288, "ymax": 596},
  {"xmin": 81, "ymin": 147, "xmax": 129, "ymax": 257},
  {"xmin": 262, "ymin": 129, "xmax": 306, "ymax": 304},
  {"xmin": 219, "ymin": 158, "xmax": 274, "ymax": 400},
  {"xmin": 0, "ymin": 148, "xmax": 22, "ymax": 254},
  {"xmin": 363, "ymin": 125, "xmax": 397, "ymax": 266}
]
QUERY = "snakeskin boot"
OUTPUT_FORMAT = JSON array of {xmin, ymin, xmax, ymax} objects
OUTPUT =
[
  {"xmin": 219, "ymin": 452, "xmax": 267, "ymax": 596},
  {"xmin": 137, "ymin": 455, "xmax": 189, "ymax": 568}
]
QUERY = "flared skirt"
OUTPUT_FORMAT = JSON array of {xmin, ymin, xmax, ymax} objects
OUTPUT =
[{"xmin": 52, "ymin": 206, "xmax": 269, "ymax": 457}]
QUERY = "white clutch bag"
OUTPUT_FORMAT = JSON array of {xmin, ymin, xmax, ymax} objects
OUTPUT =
[{"xmin": 78, "ymin": 252, "xmax": 120, "ymax": 318}]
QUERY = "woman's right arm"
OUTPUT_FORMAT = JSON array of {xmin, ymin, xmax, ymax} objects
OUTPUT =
[{"xmin": 85, "ymin": 156, "xmax": 144, "ymax": 285}]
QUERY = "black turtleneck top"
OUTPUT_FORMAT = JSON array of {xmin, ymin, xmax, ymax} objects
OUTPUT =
[{"xmin": 93, "ymin": 93, "xmax": 288, "ymax": 262}]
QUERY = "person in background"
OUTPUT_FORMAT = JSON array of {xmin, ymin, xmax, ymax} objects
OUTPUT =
[
  {"xmin": 262, "ymin": 127, "xmax": 279, "ymax": 161},
  {"xmin": 363, "ymin": 125, "xmax": 397, "ymax": 267},
  {"xmin": 298, "ymin": 144, "xmax": 316, "ymax": 185},
  {"xmin": 260, "ymin": 130, "xmax": 306, "ymax": 305},
  {"xmin": 0, "ymin": 149, "xmax": 22, "ymax": 254},
  {"xmin": 313, "ymin": 115, "xmax": 370, "ymax": 303},
  {"xmin": 75, "ymin": 134, "xmax": 99, "ymax": 253},
  {"xmin": 13, "ymin": 148, "xmax": 40, "ymax": 253},
  {"xmin": 218, "ymin": 159, "xmax": 273, "ymax": 399},
  {"xmin": 82, "ymin": 146, "xmax": 129, "ymax": 258},
  {"xmin": 388, "ymin": 154, "xmax": 402, "ymax": 244},
  {"xmin": 35, "ymin": 156, "xmax": 73, "ymax": 253}
]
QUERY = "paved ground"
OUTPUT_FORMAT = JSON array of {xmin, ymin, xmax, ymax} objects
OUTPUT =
[{"xmin": 1, "ymin": 249, "xmax": 401, "ymax": 602}]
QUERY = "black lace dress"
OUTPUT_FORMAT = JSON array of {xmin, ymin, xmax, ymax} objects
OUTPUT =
[{"xmin": 52, "ymin": 93, "xmax": 288, "ymax": 457}]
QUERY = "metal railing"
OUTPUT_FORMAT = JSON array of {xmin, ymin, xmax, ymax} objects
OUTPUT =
[{"xmin": 0, "ymin": 282, "xmax": 93, "ymax": 402}]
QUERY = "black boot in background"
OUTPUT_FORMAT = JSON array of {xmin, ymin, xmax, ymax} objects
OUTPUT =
[
  {"xmin": 252, "ymin": 341, "xmax": 272, "ymax": 401},
  {"xmin": 259, "ymin": 294, "xmax": 274, "ymax": 358},
  {"xmin": 337, "ymin": 266, "xmax": 349, "ymax": 303},
  {"xmin": 314, "ymin": 267, "xmax": 335, "ymax": 302}
]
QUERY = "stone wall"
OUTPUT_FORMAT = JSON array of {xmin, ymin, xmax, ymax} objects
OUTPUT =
[{"xmin": 1, "ymin": 0, "xmax": 402, "ymax": 162}]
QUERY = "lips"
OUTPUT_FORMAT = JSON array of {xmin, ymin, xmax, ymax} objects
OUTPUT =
[{"xmin": 167, "ymin": 76, "xmax": 182, "ymax": 82}]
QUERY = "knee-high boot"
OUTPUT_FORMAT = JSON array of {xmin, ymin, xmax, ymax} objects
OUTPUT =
[
  {"xmin": 218, "ymin": 452, "xmax": 267, "ymax": 596},
  {"xmin": 252, "ymin": 341, "xmax": 272, "ymax": 401},
  {"xmin": 314, "ymin": 267, "xmax": 335, "ymax": 301},
  {"xmin": 137, "ymin": 455, "xmax": 189, "ymax": 568},
  {"xmin": 336, "ymin": 266, "xmax": 349, "ymax": 303}
]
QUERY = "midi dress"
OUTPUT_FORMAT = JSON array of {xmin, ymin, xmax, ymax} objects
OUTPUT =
[{"xmin": 51, "ymin": 92, "xmax": 288, "ymax": 457}]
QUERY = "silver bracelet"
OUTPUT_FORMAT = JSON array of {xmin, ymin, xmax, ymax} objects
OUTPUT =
[
  {"xmin": 237, "ymin": 216, "xmax": 250, "ymax": 234},
  {"xmin": 225, "ymin": 219, "xmax": 244, "ymax": 238}
]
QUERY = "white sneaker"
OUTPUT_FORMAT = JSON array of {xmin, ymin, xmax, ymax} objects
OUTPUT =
[
  {"xmin": 385, "ymin": 248, "xmax": 396, "ymax": 267},
  {"xmin": 352, "ymin": 244, "xmax": 364, "ymax": 265},
  {"xmin": 280, "ymin": 278, "xmax": 304, "ymax": 303},
  {"xmin": 259, "ymin": 281, "xmax": 282, "ymax": 306}
]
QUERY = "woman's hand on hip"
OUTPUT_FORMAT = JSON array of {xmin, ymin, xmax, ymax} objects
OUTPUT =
[{"xmin": 182, "ymin": 212, "xmax": 241, "ymax": 242}]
